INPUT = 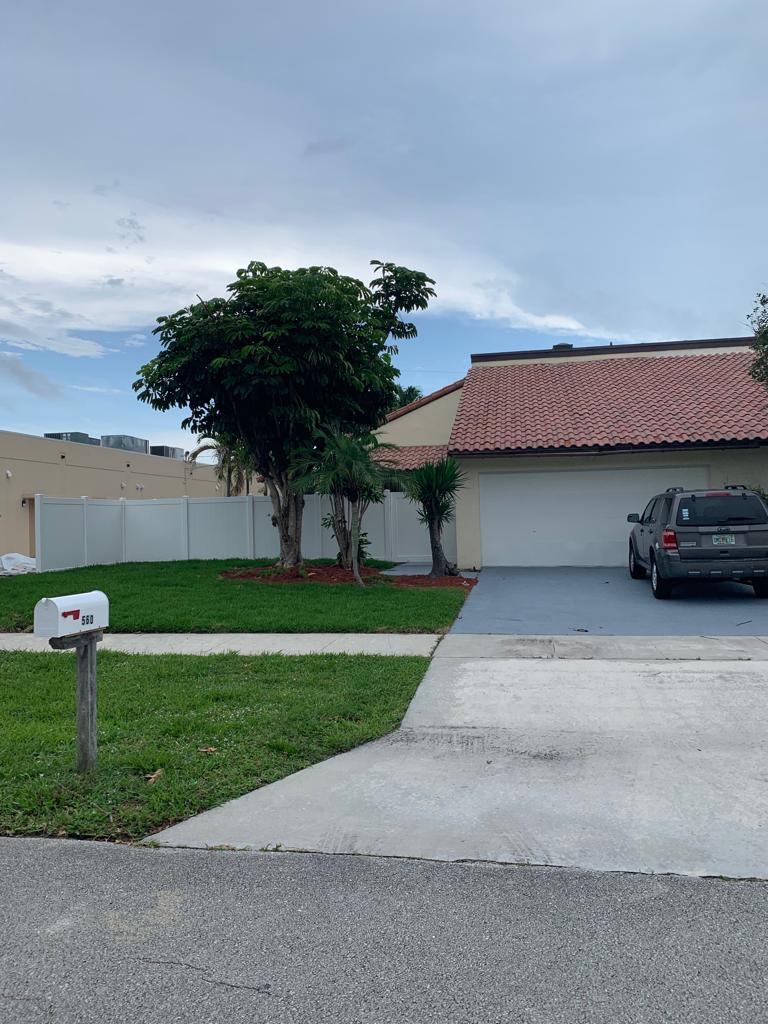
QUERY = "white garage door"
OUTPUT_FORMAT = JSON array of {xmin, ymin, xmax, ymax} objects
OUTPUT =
[{"xmin": 479, "ymin": 466, "xmax": 709, "ymax": 566}]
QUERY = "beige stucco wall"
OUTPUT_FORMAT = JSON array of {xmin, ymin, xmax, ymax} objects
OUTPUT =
[
  {"xmin": 0, "ymin": 431, "xmax": 221, "ymax": 556},
  {"xmin": 376, "ymin": 386, "xmax": 462, "ymax": 446},
  {"xmin": 455, "ymin": 448, "xmax": 768, "ymax": 569}
]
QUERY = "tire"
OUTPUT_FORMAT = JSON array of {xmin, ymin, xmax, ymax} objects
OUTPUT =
[
  {"xmin": 753, "ymin": 580, "xmax": 768, "ymax": 599},
  {"xmin": 650, "ymin": 556, "xmax": 673, "ymax": 600},
  {"xmin": 629, "ymin": 543, "xmax": 647, "ymax": 580}
]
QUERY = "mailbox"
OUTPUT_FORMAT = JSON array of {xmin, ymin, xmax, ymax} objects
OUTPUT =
[{"xmin": 33, "ymin": 591, "xmax": 109, "ymax": 638}]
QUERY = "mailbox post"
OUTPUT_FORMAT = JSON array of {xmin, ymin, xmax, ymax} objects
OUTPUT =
[{"xmin": 34, "ymin": 591, "xmax": 109, "ymax": 773}]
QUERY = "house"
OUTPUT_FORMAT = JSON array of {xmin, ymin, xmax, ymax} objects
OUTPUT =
[{"xmin": 377, "ymin": 337, "xmax": 768, "ymax": 569}]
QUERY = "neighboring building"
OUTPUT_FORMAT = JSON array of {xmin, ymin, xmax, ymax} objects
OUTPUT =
[
  {"xmin": 377, "ymin": 337, "xmax": 768, "ymax": 569},
  {"xmin": 0, "ymin": 430, "xmax": 221, "ymax": 557}
]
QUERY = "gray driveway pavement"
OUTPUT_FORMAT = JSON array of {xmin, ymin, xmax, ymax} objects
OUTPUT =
[
  {"xmin": 452, "ymin": 567, "xmax": 768, "ymax": 635},
  {"xmin": 2, "ymin": 838, "xmax": 767, "ymax": 1024}
]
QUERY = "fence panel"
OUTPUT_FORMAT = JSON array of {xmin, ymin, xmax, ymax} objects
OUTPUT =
[
  {"xmin": 188, "ymin": 497, "xmax": 251, "ymax": 559},
  {"xmin": 85, "ymin": 500, "xmax": 123, "ymax": 566},
  {"xmin": 124, "ymin": 500, "xmax": 186, "ymax": 563},
  {"xmin": 252, "ymin": 497, "xmax": 280, "ymax": 559},
  {"xmin": 36, "ymin": 497, "xmax": 86, "ymax": 572}
]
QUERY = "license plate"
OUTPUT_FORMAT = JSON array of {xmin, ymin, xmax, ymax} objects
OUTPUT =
[{"xmin": 712, "ymin": 534, "xmax": 736, "ymax": 546}]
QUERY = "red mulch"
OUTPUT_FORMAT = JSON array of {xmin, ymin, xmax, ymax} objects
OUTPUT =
[{"xmin": 219, "ymin": 564, "xmax": 476, "ymax": 589}]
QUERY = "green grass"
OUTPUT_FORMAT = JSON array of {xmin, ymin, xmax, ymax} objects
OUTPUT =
[
  {"xmin": 0, "ymin": 559, "xmax": 466, "ymax": 634},
  {"xmin": 0, "ymin": 650, "xmax": 428, "ymax": 841}
]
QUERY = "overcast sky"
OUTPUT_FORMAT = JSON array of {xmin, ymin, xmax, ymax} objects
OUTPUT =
[{"xmin": 1, "ymin": 0, "xmax": 766, "ymax": 450}]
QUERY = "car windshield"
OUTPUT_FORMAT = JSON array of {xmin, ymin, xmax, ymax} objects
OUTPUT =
[{"xmin": 676, "ymin": 494, "xmax": 768, "ymax": 527}]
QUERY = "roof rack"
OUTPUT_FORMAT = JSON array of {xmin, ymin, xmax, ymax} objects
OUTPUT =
[
  {"xmin": 665, "ymin": 487, "xmax": 685, "ymax": 492},
  {"xmin": 724, "ymin": 484, "xmax": 748, "ymax": 490}
]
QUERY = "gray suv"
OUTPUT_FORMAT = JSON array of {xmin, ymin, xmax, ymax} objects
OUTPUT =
[{"xmin": 627, "ymin": 485, "xmax": 768, "ymax": 599}]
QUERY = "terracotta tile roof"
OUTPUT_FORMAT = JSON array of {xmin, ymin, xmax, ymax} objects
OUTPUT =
[
  {"xmin": 377, "ymin": 444, "xmax": 448, "ymax": 470},
  {"xmin": 385, "ymin": 379, "xmax": 464, "ymax": 422},
  {"xmin": 449, "ymin": 350, "xmax": 768, "ymax": 455}
]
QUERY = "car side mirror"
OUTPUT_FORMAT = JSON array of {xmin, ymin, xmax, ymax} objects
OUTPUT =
[{"xmin": 626, "ymin": 513, "xmax": 640, "ymax": 523}]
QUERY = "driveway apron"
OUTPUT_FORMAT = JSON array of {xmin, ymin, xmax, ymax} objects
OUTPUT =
[{"xmin": 149, "ymin": 635, "xmax": 768, "ymax": 878}]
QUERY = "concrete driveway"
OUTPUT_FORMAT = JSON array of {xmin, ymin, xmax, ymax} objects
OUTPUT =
[
  {"xmin": 452, "ymin": 567, "xmax": 768, "ymax": 635},
  {"xmin": 150, "ymin": 635, "xmax": 768, "ymax": 878}
]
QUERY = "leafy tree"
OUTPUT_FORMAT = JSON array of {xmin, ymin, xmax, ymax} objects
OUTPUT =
[
  {"xmin": 404, "ymin": 457, "xmax": 465, "ymax": 577},
  {"xmin": 291, "ymin": 430, "xmax": 401, "ymax": 586},
  {"xmin": 749, "ymin": 292, "xmax": 768, "ymax": 388},
  {"xmin": 187, "ymin": 435, "xmax": 256, "ymax": 496},
  {"xmin": 134, "ymin": 260, "xmax": 435, "ymax": 565},
  {"xmin": 390, "ymin": 384, "xmax": 423, "ymax": 410}
]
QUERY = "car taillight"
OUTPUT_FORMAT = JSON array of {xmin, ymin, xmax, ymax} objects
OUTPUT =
[{"xmin": 662, "ymin": 529, "xmax": 678, "ymax": 550}]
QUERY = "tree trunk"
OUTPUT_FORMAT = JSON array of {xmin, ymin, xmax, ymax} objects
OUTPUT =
[
  {"xmin": 226, "ymin": 464, "xmax": 233, "ymax": 497},
  {"xmin": 427, "ymin": 518, "xmax": 457, "ymax": 577},
  {"xmin": 266, "ymin": 477, "xmax": 304, "ymax": 567},
  {"xmin": 330, "ymin": 492, "xmax": 353, "ymax": 569},
  {"xmin": 350, "ymin": 498, "xmax": 365, "ymax": 587}
]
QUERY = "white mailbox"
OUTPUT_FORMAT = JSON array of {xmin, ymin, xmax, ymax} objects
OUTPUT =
[{"xmin": 34, "ymin": 591, "xmax": 109, "ymax": 638}]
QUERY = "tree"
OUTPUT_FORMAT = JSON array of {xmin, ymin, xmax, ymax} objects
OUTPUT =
[
  {"xmin": 290, "ymin": 430, "xmax": 401, "ymax": 586},
  {"xmin": 133, "ymin": 260, "xmax": 435, "ymax": 566},
  {"xmin": 389, "ymin": 384, "xmax": 423, "ymax": 410},
  {"xmin": 404, "ymin": 457, "xmax": 465, "ymax": 577},
  {"xmin": 188, "ymin": 436, "xmax": 255, "ymax": 496},
  {"xmin": 749, "ymin": 292, "xmax": 768, "ymax": 387}
]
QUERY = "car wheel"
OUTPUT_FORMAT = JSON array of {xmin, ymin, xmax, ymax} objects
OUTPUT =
[
  {"xmin": 650, "ymin": 556, "xmax": 672, "ymax": 600},
  {"xmin": 629, "ymin": 543, "xmax": 647, "ymax": 580},
  {"xmin": 753, "ymin": 580, "xmax": 768, "ymax": 598}
]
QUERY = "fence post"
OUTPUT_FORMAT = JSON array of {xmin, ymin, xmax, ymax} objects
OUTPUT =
[
  {"xmin": 120, "ymin": 498, "xmax": 127, "ymax": 563},
  {"xmin": 81, "ymin": 496, "xmax": 89, "ymax": 566},
  {"xmin": 246, "ymin": 495, "xmax": 256, "ymax": 558},
  {"xmin": 383, "ymin": 490, "xmax": 395, "ymax": 562},
  {"xmin": 34, "ymin": 493, "xmax": 43, "ymax": 572},
  {"xmin": 180, "ymin": 496, "xmax": 190, "ymax": 560}
]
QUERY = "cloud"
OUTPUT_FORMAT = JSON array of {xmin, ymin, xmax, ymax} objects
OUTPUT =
[
  {"xmin": 116, "ymin": 213, "xmax": 146, "ymax": 245},
  {"xmin": 303, "ymin": 135, "xmax": 355, "ymax": 157},
  {"xmin": 0, "ymin": 0, "xmax": 763, "ymax": 359},
  {"xmin": 102, "ymin": 276, "xmax": 125, "ymax": 287},
  {"xmin": 0, "ymin": 352, "xmax": 61, "ymax": 398},
  {"xmin": 70, "ymin": 384, "xmax": 123, "ymax": 394},
  {"xmin": 0, "ymin": 315, "xmax": 105, "ymax": 357},
  {"xmin": 124, "ymin": 333, "xmax": 146, "ymax": 348}
]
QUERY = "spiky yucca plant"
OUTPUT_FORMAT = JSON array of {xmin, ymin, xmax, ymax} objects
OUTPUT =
[{"xmin": 405, "ymin": 457, "xmax": 465, "ymax": 577}]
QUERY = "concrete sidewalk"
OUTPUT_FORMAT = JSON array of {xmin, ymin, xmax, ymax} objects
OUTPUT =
[{"xmin": 0, "ymin": 632, "xmax": 440, "ymax": 656}]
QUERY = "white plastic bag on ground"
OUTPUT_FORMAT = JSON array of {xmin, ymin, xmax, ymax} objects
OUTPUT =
[{"xmin": 0, "ymin": 553, "xmax": 36, "ymax": 575}]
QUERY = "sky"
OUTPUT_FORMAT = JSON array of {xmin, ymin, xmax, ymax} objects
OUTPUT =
[{"xmin": 1, "ymin": 0, "xmax": 766, "ymax": 453}]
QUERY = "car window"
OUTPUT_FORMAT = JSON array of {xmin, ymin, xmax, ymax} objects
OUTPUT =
[
  {"xmin": 640, "ymin": 498, "xmax": 657, "ymax": 523},
  {"xmin": 658, "ymin": 496, "xmax": 672, "ymax": 524},
  {"xmin": 676, "ymin": 493, "xmax": 768, "ymax": 527}
]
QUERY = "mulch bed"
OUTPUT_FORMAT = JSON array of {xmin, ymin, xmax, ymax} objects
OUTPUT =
[{"xmin": 220, "ymin": 564, "xmax": 477, "ymax": 589}]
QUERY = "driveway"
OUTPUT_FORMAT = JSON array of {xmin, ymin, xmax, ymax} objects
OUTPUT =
[
  {"xmin": 452, "ymin": 567, "xmax": 768, "ymax": 635},
  {"xmin": 150, "ymin": 637, "xmax": 768, "ymax": 877}
]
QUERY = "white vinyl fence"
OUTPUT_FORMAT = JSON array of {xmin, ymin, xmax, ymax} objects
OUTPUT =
[{"xmin": 33, "ymin": 493, "xmax": 456, "ymax": 573}]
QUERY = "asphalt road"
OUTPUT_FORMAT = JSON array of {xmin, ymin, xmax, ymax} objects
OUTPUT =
[{"xmin": 1, "ymin": 839, "xmax": 767, "ymax": 1023}]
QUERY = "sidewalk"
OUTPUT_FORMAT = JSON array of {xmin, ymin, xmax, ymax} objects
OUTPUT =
[{"xmin": 0, "ymin": 632, "xmax": 440, "ymax": 656}]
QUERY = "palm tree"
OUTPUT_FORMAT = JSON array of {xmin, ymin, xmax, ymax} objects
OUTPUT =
[
  {"xmin": 404, "ymin": 457, "xmax": 465, "ymax": 577},
  {"xmin": 291, "ymin": 430, "xmax": 401, "ymax": 586},
  {"xmin": 187, "ymin": 437, "xmax": 255, "ymax": 497}
]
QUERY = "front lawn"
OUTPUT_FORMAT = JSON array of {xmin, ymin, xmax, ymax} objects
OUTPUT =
[
  {"xmin": 0, "ymin": 559, "xmax": 467, "ymax": 633},
  {"xmin": 0, "ymin": 650, "xmax": 428, "ymax": 841}
]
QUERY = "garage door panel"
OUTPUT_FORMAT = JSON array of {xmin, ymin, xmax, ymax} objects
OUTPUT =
[{"xmin": 479, "ymin": 466, "xmax": 709, "ymax": 566}]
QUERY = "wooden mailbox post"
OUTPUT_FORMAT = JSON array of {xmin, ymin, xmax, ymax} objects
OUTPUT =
[{"xmin": 34, "ymin": 591, "xmax": 109, "ymax": 774}]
